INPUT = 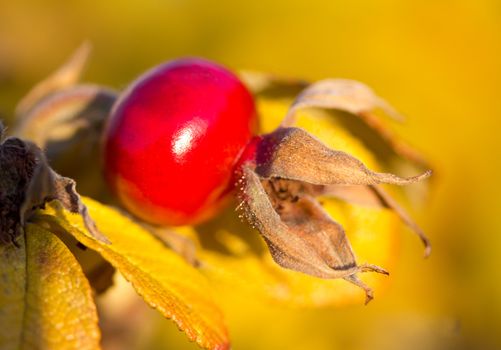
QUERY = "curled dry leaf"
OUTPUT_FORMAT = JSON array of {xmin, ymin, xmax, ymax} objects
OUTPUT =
[
  {"xmin": 35, "ymin": 197, "xmax": 229, "ymax": 350},
  {"xmin": 0, "ymin": 123, "xmax": 109, "ymax": 245},
  {"xmin": 0, "ymin": 224, "xmax": 100, "ymax": 350}
]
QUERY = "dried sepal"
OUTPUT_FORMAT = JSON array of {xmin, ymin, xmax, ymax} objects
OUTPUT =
[
  {"xmin": 11, "ymin": 44, "xmax": 115, "ymax": 199},
  {"xmin": 311, "ymin": 184, "xmax": 431, "ymax": 257},
  {"xmin": 236, "ymin": 120, "xmax": 432, "ymax": 303},
  {"xmin": 256, "ymin": 127, "xmax": 431, "ymax": 186},
  {"xmin": 282, "ymin": 79, "xmax": 403, "ymax": 124},
  {"xmin": 0, "ymin": 125, "xmax": 109, "ymax": 245},
  {"xmin": 369, "ymin": 185, "xmax": 431, "ymax": 257},
  {"xmin": 280, "ymin": 79, "xmax": 429, "ymax": 168},
  {"xmin": 14, "ymin": 84, "xmax": 117, "ymax": 149},
  {"xmin": 15, "ymin": 42, "xmax": 92, "ymax": 118},
  {"xmin": 12, "ymin": 85, "xmax": 117, "ymax": 199},
  {"xmin": 239, "ymin": 166, "xmax": 388, "ymax": 304}
]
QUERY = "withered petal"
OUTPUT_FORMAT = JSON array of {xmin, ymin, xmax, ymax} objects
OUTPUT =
[{"xmin": 256, "ymin": 127, "xmax": 431, "ymax": 186}]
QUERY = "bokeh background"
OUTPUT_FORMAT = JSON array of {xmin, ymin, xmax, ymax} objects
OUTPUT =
[{"xmin": 1, "ymin": 0, "xmax": 500, "ymax": 349}]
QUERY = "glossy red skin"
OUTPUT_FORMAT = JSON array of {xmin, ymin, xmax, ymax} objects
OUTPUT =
[{"xmin": 103, "ymin": 58, "xmax": 258, "ymax": 226}]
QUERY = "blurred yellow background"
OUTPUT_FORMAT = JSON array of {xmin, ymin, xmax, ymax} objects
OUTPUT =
[{"xmin": 1, "ymin": 0, "xmax": 500, "ymax": 349}]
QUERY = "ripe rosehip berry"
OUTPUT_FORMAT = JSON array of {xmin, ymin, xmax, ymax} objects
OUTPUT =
[{"xmin": 103, "ymin": 58, "xmax": 258, "ymax": 226}]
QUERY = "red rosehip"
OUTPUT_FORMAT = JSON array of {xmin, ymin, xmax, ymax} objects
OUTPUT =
[{"xmin": 103, "ymin": 58, "xmax": 258, "ymax": 226}]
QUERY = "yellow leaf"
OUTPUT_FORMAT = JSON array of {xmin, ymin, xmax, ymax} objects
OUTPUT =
[
  {"xmin": 0, "ymin": 224, "xmax": 101, "ymax": 350},
  {"xmin": 38, "ymin": 198, "xmax": 229, "ymax": 350}
]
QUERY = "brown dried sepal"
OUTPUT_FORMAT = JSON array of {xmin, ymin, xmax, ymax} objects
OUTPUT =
[
  {"xmin": 282, "ymin": 79, "xmax": 430, "ymax": 167},
  {"xmin": 318, "ymin": 184, "xmax": 432, "ymax": 257},
  {"xmin": 14, "ymin": 84, "xmax": 117, "ymax": 150},
  {"xmin": 294, "ymin": 184, "xmax": 431, "ymax": 257},
  {"xmin": 13, "ymin": 85, "xmax": 117, "ymax": 199},
  {"xmin": 0, "ymin": 122, "xmax": 109, "ymax": 246},
  {"xmin": 11, "ymin": 42, "xmax": 117, "ymax": 199},
  {"xmin": 256, "ymin": 127, "xmax": 431, "ymax": 186},
  {"xmin": 237, "ymin": 127, "xmax": 432, "ymax": 303},
  {"xmin": 239, "ymin": 166, "xmax": 388, "ymax": 304},
  {"xmin": 283, "ymin": 79, "xmax": 403, "ymax": 124},
  {"xmin": 239, "ymin": 72, "xmax": 430, "ymax": 169}
]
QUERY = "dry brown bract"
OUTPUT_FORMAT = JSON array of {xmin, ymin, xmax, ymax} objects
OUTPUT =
[{"xmin": 0, "ymin": 121, "xmax": 108, "ymax": 246}]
